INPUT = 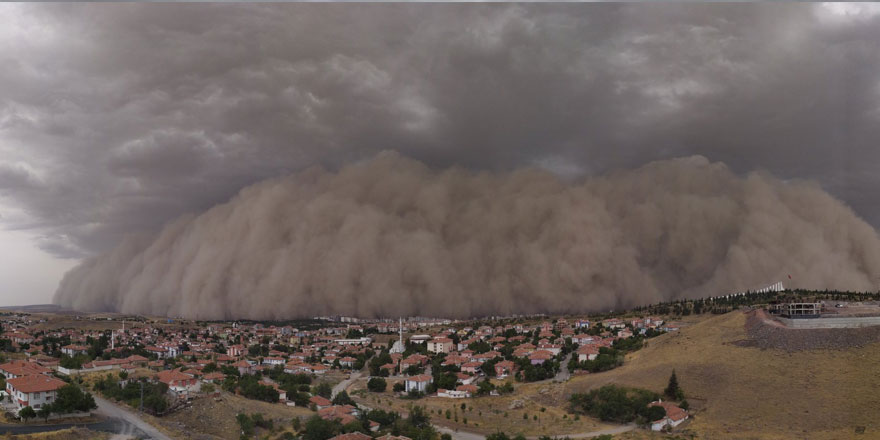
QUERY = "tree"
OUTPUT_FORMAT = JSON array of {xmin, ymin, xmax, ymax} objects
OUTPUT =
[
  {"xmin": 19, "ymin": 406, "xmax": 36, "ymax": 422},
  {"xmin": 644, "ymin": 405, "xmax": 667, "ymax": 422},
  {"xmin": 302, "ymin": 415, "xmax": 342, "ymax": 440},
  {"xmin": 53, "ymin": 383, "xmax": 98, "ymax": 414},
  {"xmin": 664, "ymin": 369, "xmax": 683, "ymax": 400},
  {"xmin": 367, "ymin": 377, "xmax": 387, "ymax": 393},
  {"xmin": 313, "ymin": 382, "xmax": 333, "ymax": 399},
  {"xmin": 237, "ymin": 413, "xmax": 255, "ymax": 438},
  {"xmin": 332, "ymin": 390, "xmax": 355, "ymax": 406},
  {"xmin": 392, "ymin": 382, "xmax": 405, "ymax": 393},
  {"xmin": 37, "ymin": 405, "xmax": 52, "ymax": 422}
]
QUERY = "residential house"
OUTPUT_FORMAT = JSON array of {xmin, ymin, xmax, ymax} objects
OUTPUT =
[
  {"xmin": 158, "ymin": 369, "xmax": 199, "ymax": 395},
  {"xmin": 60, "ymin": 345, "xmax": 89, "ymax": 357},
  {"xmin": 404, "ymin": 375, "xmax": 433, "ymax": 393},
  {"xmin": 494, "ymin": 360, "xmax": 516, "ymax": 379},
  {"xmin": 576, "ymin": 345, "xmax": 599, "ymax": 362},
  {"xmin": 0, "ymin": 360, "xmax": 51, "ymax": 379},
  {"xmin": 648, "ymin": 400, "xmax": 688, "ymax": 431},
  {"xmin": 6, "ymin": 375, "xmax": 67, "ymax": 410},
  {"xmin": 427, "ymin": 337, "xmax": 453, "ymax": 354}
]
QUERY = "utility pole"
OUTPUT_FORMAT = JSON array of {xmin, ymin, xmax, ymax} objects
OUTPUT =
[{"xmin": 139, "ymin": 380, "xmax": 144, "ymax": 412}]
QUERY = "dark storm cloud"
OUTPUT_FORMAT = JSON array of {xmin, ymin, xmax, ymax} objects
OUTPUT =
[{"xmin": 2, "ymin": 2, "xmax": 880, "ymax": 260}]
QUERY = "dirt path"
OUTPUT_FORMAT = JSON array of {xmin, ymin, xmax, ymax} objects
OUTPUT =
[
  {"xmin": 333, "ymin": 371, "xmax": 362, "ymax": 398},
  {"xmin": 434, "ymin": 421, "xmax": 635, "ymax": 440},
  {"xmin": 93, "ymin": 395, "xmax": 173, "ymax": 440}
]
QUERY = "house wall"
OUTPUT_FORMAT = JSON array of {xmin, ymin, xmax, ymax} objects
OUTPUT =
[{"xmin": 7, "ymin": 385, "xmax": 57, "ymax": 410}]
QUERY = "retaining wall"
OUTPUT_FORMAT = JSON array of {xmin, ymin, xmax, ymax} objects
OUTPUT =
[{"xmin": 777, "ymin": 316, "xmax": 880, "ymax": 329}]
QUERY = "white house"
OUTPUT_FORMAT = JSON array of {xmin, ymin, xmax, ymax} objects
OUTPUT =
[
  {"xmin": 262, "ymin": 356, "xmax": 285, "ymax": 366},
  {"xmin": 648, "ymin": 400, "xmax": 688, "ymax": 431},
  {"xmin": 60, "ymin": 345, "xmax": 89, "ymax": 357},
  {"xmin": 409, "ymin": 335, "xmax": 431, "ymax": 344},
  {"xmin": 157, "ymin": 369, "xmax": 200, "ymax": 395},
  {"xmin": 6, "ymin": 375, "xmax": 67, "ymax": 410},
  {"xmin": 333, "ymin": 337, "xmax": 372, "ymax": 346},
  {"xmin": 437, "ymin": 389, "xmax": 470, "ymax": 399},
  {"xmin": 404, "ymin": 375, "xmax": 433, "ymax": 393},
  {"xmin": 145, "ymin": 346, "xmax": 172, "ymax": 359},
  {"xmin": 427, "ymin": 338, "xmax": 453, "ymax": 354},
  {"xmin": 576, "ymin": 345, "xmax": 599, "ymax": 362}
]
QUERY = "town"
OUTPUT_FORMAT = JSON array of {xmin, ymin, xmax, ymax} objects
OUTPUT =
[
  {"xmin": 0, "ymin": 304, "xmax": 693, "ymax": 439},
  {"xmin": 1, "ymin": 288, "xmax": 878, "ymax": 440}
]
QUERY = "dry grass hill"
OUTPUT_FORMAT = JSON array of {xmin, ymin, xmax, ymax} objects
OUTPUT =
[
  {"xmin": 548, "ymin": 311, "xmax": 880, "ymax": 439},
  {"xmin": 348, "ymin": 310, "xmax": 880, "ymax": 439}
]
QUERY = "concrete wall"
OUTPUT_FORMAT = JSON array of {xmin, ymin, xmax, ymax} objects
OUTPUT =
[{"xmin": 777, "ymin": 316, "xmax": 880, "ymax": 329}]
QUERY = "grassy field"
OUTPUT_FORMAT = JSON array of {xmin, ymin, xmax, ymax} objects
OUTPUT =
[
  {"xmin": 154, "ymin": 391, "xmax": 313, "ymax": 440},
  {"xmin": 350, "ymin": 378, "xmax": 613, "ymax": 437}
]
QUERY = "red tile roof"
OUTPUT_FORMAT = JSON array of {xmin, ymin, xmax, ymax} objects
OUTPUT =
[
  {"xmin": 7, "ymin": 375, "xmax": 66, "ymax": 393},
  {"xmin": 0, "ymin": 360, "xmax": 51, "ymax": 377}
]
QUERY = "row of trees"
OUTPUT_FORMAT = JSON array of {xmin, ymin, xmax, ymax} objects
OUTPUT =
[
  {"xmin": 93, "ymin": 373, "xmax": 169, "ymax": 414},
  {"xmin": 19, "ymin": 383, "xmax": 97, "ymax": 422}
]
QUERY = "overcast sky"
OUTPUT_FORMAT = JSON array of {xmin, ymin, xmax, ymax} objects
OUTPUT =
[{"xmin": 2, "ymin": 3, "xmax": 880, "ymax": 305}]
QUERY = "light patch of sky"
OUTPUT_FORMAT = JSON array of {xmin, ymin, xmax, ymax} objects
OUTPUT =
[{"xmin": 0, "ymin": 227, "xmax": 77, "ymax": 306}]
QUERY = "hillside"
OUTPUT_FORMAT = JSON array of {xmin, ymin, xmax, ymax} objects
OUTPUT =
[{"xmin": 547, "ymin": 311, "xmax": 880, "ymax": 439}]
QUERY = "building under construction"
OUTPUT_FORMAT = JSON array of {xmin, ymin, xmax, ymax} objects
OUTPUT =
[{"xmin": 768, "ymin": 302, "xmax": 822, "ymax": 318}]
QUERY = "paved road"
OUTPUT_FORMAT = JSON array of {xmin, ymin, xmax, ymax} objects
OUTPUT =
[
  {"xmin": 93, "ymin": 395, "xmax": 173, "ymax": 440},
  {"xmin": 0, "ymin": 420, "xmax": 110, "ymax": 436},
  {"xmin": 556, "ymin": 353, "xmax": 572, "ymax": 382},
  {"xmin": 333, "ymin": 371, "xmax": 362, "ymax": 398},
  {"xmin": 530, "ymin": 352, "xmax": 573, "ymax": 385}
]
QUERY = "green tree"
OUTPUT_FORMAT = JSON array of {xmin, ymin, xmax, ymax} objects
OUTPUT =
[
  {"xmin": 53, "ymin": 383, "xmax": 98, "ymax": 413},
  {"xmin": 313, "ymin": 382, "xmax": 333, "ymax": 399},
  {"xmin": 332, "ymin": 390, "xmax": 355, "ymax": 406},
  {"xmin": 236, "ymin": 412, "xmax": 255, "ymax": 438},
  {"xmin": 367, "ymin": 377, "xmax": 387, "ymax": 392},
  {"xmin": 645, "ymin": 405, "xmax": 666, "ymax": 422},
  {"xmin": 302, "ymin": 415, "xmax": 342, "ymax": 440},
  {"xmin": 664, "ymin": 369, "xmax": 683, "ymax": 400},
  {"xmin": 37, "ymin": 405, "xmax": 52, "ymax": 422},
  {"xmin": 19, "ymin": 406, "xmax": 36, "ymax": 422}
]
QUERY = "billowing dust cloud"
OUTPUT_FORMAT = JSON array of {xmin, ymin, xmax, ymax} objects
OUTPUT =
[{"xmin": 53, "ymin": 153, "xmax": 880, "ymax": 319}]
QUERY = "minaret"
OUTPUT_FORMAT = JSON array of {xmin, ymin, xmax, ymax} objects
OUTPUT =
[
  {"xmin": 398, "ymin": 317, "xmax": 403, "ymax": 350},
  {"xmin": 398, "ymin": 317, "xmax": 404, "ymax": 376}
]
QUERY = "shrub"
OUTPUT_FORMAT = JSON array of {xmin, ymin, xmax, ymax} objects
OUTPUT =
[
  {"xmin": 569, "ymin": 385, "xmax": 659, "ymax": 424},
  {"xmin": 367, "ymin": 377, "xmax": 387, "ymax": 393},
  {"xmin": 19, "ymin": 406, "xmax": 36, "ymax": 422}
]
